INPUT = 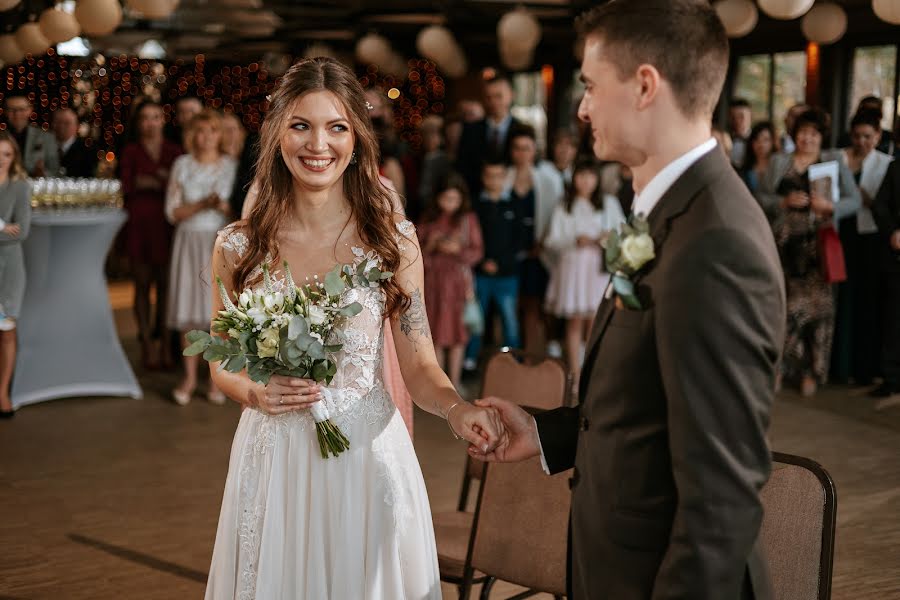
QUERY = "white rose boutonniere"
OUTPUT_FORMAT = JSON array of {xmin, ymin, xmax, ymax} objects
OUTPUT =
[{"xmin": 603, "ymin": 214, "xmax": 655, "ymax": 309}]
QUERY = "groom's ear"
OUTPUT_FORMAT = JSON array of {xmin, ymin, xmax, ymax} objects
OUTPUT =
[{"xmin": 634, "ymin": 64, "xmax": 661, "ymax": 112}]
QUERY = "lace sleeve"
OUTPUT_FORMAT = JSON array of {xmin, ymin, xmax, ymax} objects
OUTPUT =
[
  {"xmin": 217, "ymin": 223, "xmax": 249, "ymax": 271},
  {"xmin": 394, "ymin": 219, "xmax": 415, "ymax": 252}
]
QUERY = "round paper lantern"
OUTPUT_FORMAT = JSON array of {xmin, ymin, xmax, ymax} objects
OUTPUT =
[
  {"xmin": 498, "ymin": 8, "xmax": 541, "ymax": 49},
  {"xmin": 714, "ymin": 0, "xmax": 758, "ymax": 37},
  {"xmin": 0, "ymin": 35, "xmax": 22, "ymax": 65},
  {"xmin": 355, "ymin": 33, "xmax": 393, "ymax": 67},
  {"xmin": 125, "ymin": 0, "xmax": 179, "ymax": 20},
  {"xmin": 39, "ymin": 7, "xmax": 81, "ymax": 44},
  {"xmin": 0, "ymin": 1, "xmax": 22, "ymax": 11},
  {"xmin": 873, "ymin": 0, "xmax": 900, "ymax": 25},
  {"xmin": 499, "ymin": 42, "xmax": 533, "ymax": 71},
  {"xmin": 75, "ymin": 0, "xmax": 123, "ymax": 36},
  {"xmin": 801, "ymin": 3, "xmax": 847, "ymax": 44},
  {"xmin": 416, "ymin": 25, "xmax": 467, "ymax": 78},
  {"xmin": 758, "ymin": 0, "xmax": 814, "ymax": 20},
  {"xmin": 15, "ymin": 23, "xmax": 50, "ymax": 56}
]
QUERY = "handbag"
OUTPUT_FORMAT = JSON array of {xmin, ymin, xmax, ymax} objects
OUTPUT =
[
  {"xmin": 817, "ymin": 224, "xmax": 847, "ymax": 284},
  {"xmin": 459, "ymin": 215, "xmax": 484, "ymax": 336}
]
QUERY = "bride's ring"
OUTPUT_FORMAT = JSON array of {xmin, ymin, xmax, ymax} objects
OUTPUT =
[{"xmin": 279, "ymin": 395, "xmax": 284, "ymax": 405}]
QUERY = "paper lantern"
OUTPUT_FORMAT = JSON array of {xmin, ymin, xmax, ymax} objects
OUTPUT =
[
  {"xmin": 39, "ymin": 7, "xmax": 81, "ymax": 44},
  {"xmin": 801, "ymin": 3, "xmax": 847, "ymax": 44},
  {"xmin": 74, "ymin": 0, "xmax": 123, "ymax": 36},
  {"xmin": 355, "ymin": 33, "xmax": 393, "ymax": 67},
  {"xmin": 714, "ymin": 0, "xmax": 759, "ymax": 37},
  {"xmin": 758, "ymin": 0, "xmax": 814, "ymax": 20},
  {"xmin": 15, "ymin": 23, "xmax": 50, "ymax": 56},
  {"xmin": 499, "ymin": 42, "xmax": 533, "ymax": 71},
  {"xmin": 498, "ymin": 8, "xmax": 541, "ymax": 49},
  {"xmin": 416, "ymin": 25, "xmax": 467, "ymax": 78},
  {"xmin": 0, "ymin": 1, "xmax": 21, "ymax": 11},
  {"xmin": 873, "ymin": 0, "xmax": 900, "ymax": 25},
  {"xmin": 0, "ymin": 35, "xmax": 22, "ymax": 65},
  {"xmin": 125, "ymin": 0, "xmax": 179, "ymax": 20}
]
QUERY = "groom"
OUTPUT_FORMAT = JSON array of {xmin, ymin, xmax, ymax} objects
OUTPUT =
[{"xmin": 470, "ymin": 1, "xmax": 785, "ymax": 599}]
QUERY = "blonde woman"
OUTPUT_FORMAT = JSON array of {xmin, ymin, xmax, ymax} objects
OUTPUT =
[
  {"xmin": 165, "ymin": 110, "xmax": 237, "ymax": 405},
  {"xmin": 0, "ymin": 131, "xmax": 31, "ymax": 417},
  {"xmin": 220, "ymin": 111, "xmax": 246, "ymax": 159}
]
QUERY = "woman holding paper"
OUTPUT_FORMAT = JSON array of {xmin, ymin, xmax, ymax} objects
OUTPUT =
[{"xmin": 757, "ymin": 107, "xmax": 861, "ymax": 396}]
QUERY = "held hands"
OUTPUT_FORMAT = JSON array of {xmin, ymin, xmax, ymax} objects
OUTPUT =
[
  {"xmin": 247, "ymin": 375, "xmax": 322, "ymax": 416},
  {"xmin": 783, "ymin": 191, "xmax": 810, "ymax": 209},
  {"xmin": 437, "ymin": 238, "xmax": 462, "ymax": 255},
  {"xmin": 447, "ymin": 401, "xmax": 506, "ymax": 454},
  {"xmin": 2, "ymin": 223, "xmax": 21, "ymax": 236},
  {"xmin": 466, "ymin": 397, "xmax": 541, "ymax": 463},
  {"xmin": 482, "ymin": 259, "xmax": 499, "ymax": 275},
  {"xmin": 809, "ymin": 193, "xmax": 834, "ymax": 217},
  {"xmin": 576, "ymin": 235, "xmax": 595, "ymax": 248}
]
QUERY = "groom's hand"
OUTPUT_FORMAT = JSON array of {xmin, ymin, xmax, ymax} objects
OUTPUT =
[{"xmin": 468, "ymin": 397, "xmax": 541, "ymax": 463}]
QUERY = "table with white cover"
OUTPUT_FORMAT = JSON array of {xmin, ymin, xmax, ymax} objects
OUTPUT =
[{"xmin": 11, "ymin": 208, "xmax": 142, "ymax": 408}]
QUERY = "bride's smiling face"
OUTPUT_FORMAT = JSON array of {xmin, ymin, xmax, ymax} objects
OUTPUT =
[{"xmin": 280, "ymin": 90, "xmax": 355, "ymax": 192}]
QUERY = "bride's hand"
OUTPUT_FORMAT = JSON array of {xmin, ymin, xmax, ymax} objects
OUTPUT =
[
  {"xmin": 448, "ymin": 402, "xmax": 506, "ymax": 453},
  {"xmin": 247, "ymin": 375, "xmax": 321, "ymax": 415}
]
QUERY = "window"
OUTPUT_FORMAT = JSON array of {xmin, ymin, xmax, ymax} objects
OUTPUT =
[
  {"xmin": 850, "ymin": 45, "xmax": 898, "ymax": 131},
  {"xmin": 734, "ymin": 52, "xmax": 807, "ymax": 136}
]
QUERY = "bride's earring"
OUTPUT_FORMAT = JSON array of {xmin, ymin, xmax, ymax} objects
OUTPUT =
[{"xmin": 349, "ymin": 151, "xmax": 357, "ymax": 165}]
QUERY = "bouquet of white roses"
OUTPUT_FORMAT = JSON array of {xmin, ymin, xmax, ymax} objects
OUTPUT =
[{"xmin": 184, "ymin": 257, "xmax": 393, "ymax": 458}]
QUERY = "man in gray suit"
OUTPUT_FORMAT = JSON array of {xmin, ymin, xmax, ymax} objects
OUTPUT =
[
  {"xmin": 470, "ymin": 2, "xmax": 785, "ymax": 598},
  {"xmin": 4, "ymin": 93, "xmax": 59, "ymax": 177}
]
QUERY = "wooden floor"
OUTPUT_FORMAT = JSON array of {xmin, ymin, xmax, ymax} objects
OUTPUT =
[{"xmin": 1, "ymin": 295, "xmax": 899, "ymax": 599}]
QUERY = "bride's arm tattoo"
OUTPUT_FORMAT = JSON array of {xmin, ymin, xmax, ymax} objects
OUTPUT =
[{"xmin": 400, "ymin": 288, "xmax": 432, "ymax": 352}]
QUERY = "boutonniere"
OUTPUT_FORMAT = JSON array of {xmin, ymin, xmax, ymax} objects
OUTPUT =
[{"xmin": 603, "ymin": 214, "xmax": 655, "ymax": 310}]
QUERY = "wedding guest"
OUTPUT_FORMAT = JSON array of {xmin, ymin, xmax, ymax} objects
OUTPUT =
[
  {"xmin": 831, "ymin": 109, "xmax": 894, "ymax": 385},
  {"xmin": 165, "ymin": 96, "xmax": 203, "ymax": 145},
  {"xmin": 0, "ymin": 132, "xmax": 31, "ymax": 418},
  {"xmin": 415, "ymin": 115, "xmax": 451, "ymax": 221},
  {"xmin": 544, "ymin": 160, "xmax": 625, "ymax": 386},
  {"xmin": 52, "ymin": 107, "xmax": 98, "ymax": 178},
  {"xmin": 444, "ymin": 99, "xmax": 484, "ymax": 160},
  {"xmin": 872, "ymin": 160, "xmax": 900, "ymax": 397},
  {"xmin": 419, "ymin": 173, "xmax": 484, "ymax": 388},
  {"xmin": 757, "ymin": 107, "xmax": 861, "ymax": 396},
  {"xmin": 551, "ymin": 128, "xmax": 579, "ymax": 185},
  {"xmin": 120, "ymin": 100, "xmax": 184, "ymax": 369},
  {"xmin": 837, "ymin": 96, "xmax": 895, "ymax": 155},
  {"xmin": 456, "ymin": 73, "xmax": 524, "ymax": 196},
  {"xmin": 465, "ymin": 157, "xmax": 524, "ymax": 370},
  {"xmin": 739, "ymin": 121, "xmax": 776, "ymax": 194},
  {"xmin": 3, "ymin": 93, "xmax": 59, "ymax": 177},
  {"xmin": 781, "ymin": 102, "xmax": 809, "ymax": 155},
  {"xmin": 505, "ymin": 124, "xmax": 565, "ymax": 355},
  {"xmin": 220, "ymin": 112, "xmax": 246, "ymax": 160},
  {"xmin": 165, "ymin": 110, "xmax": 236, "ymax": 406},
  {"xmin": 712, "ymin": 126, "xmax": 733, "ymax": 161},
  {"xmin": 728, "ymin": 98, "xmax": 753, "ymax": 168}
]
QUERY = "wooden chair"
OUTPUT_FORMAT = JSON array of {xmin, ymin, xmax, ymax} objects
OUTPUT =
[
  {"xmin": 434, "ymin": 349, "xmax": 569, "ymax": 598},
  {"xmin": 463, "ymin": 456, "xmax": 570, "ymax": 600},
  {"xmin": 760, "ymin": 452, "xmax": 837, "ymax": 600}
]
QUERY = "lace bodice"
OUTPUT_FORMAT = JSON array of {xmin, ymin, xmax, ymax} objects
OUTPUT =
[{"xmin": 219, "ymin": 220, "xmax": 414, "ymax": 431}]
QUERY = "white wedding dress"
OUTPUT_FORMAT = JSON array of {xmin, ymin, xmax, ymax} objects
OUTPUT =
[{"xmin": 205, "ymin": 222, "xmax": 441, "ymax": 600}]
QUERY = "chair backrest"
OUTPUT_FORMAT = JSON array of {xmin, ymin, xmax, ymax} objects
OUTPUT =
[
  {"xmin": 481, "ymin": 349, "xmax": 570, "ymax": 411},
  {"xmin": 760, "ymin": 452, "xmax": 837, "ymax": 600},
  {"xmin": 469, "ymin": 457, "xmax": 571, "ymax": 597}
]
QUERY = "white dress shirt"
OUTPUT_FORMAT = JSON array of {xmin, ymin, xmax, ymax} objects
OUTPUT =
[{"xmin": 536, "ymin": 137, "xmax": 718, "ymax": 474}]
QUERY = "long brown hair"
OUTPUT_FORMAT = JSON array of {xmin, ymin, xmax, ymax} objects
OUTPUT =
[
  {"xmin": 235, "ymin": 57, "xmax": 410, "ymax": 317},
  {"xmin": 0, "ymin": 131, "xmax": 28, "ymax": 181}
]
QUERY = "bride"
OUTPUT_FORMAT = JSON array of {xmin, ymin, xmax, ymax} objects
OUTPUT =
[{"xmin": 204, "ymin": 57, "xmax": 504, "ymax": 599}]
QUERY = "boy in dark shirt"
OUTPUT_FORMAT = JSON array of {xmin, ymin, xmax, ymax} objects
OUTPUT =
[{"xmin": 464, "ymin": 157, "xmax": 524, "ymax": 369}]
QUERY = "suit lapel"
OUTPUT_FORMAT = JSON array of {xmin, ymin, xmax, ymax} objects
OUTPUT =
[{"xmin": 578, "ymin": 148, "xmax": 729, "ymax": 399}]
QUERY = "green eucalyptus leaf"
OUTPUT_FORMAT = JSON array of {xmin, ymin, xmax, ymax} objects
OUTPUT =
[
  {"xmin": 288, "ymin": 315, "xmax": 308, "ymax": 340},
  {"xmin": 183, "ymin": 339, "xmax": 210, "ymax": 356},
  {"xmin": 340, "ymin": 302, "xmax": 363, "ymax": 317},
  {"xmin": 312, "ymin": 361, "xmax": 329, "ymax": 382},
  {"xmin": 186, "ymin": 330, "xmax": 211, "ymax": 344},
  {"xmin": 324, "ymin": 344, "xmax": 342, "ymax": 353},
  {"xmin": 324, "ymin": 266, "xmax": 345, "ymax": 296},
  {"xmin": 308, "ymin": 341, "xmax": 326, "ymax": 360}
]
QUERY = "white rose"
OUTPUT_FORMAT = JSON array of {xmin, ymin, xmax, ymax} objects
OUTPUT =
[
  {"xmin": 257, "ymin": 328, "xmax": 280, "ymax": 358},
  {"xmin": 620, "ymin": 233, "xmax": 655, "ymax": 272},
  {"xmin": 308, "ymin": 305, "xmax": 327, "ymax": 326},
  {"xmin": 247, "ymin": 306, "xmax": 268, "ymax": 327},
  {"xmin": 264, "ymin": 292, "xmax": 284, "ymax": 311}
]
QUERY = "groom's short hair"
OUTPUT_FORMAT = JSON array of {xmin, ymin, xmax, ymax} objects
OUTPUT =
[{"xmin": 577, "ymin": 0, "xmax": 729, "ymax": 121}]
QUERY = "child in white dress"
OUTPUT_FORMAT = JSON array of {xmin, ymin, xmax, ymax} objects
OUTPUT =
[{"xmin": 544, "ymin": 160, "xmax": 626, "ymax": 383}]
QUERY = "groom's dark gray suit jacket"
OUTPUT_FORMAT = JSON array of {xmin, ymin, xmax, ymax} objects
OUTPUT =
[{"xmin": 535, "ymin": 148, "xmax": 785, "ymax": 600}]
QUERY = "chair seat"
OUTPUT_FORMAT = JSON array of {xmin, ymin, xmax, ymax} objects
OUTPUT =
[{"xmin": 434, "ymin": 510, "xmax": 486, "ymax": 580}]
